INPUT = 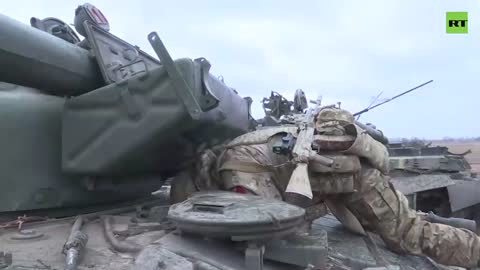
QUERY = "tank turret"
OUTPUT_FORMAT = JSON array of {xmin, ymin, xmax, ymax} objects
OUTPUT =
[
  {"xmin": 0, "ymin": 3, "xmax": 252, "ymax": 212},
  {"xmin": 388, "ymin": 140, "xmax": 480, "ymax": 218}
]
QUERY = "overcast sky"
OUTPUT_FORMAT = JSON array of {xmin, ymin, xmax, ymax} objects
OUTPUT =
[{"xmin": 1, "ymin": 1, "xmax": 478, "ymax": 139}]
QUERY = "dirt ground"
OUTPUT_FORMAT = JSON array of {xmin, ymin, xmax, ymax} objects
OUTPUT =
[{"xmin": 432, "ymin": 140, "xmax": 480, "ymax": 173}]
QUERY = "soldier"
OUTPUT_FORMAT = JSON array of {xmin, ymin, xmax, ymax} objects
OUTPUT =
[{"xmin": 173, "ymin": 106, "xmax": 480, "ymax": 268}]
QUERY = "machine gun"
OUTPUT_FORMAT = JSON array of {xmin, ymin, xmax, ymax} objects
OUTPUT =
[
  {"xmin": 258, "ymin": 89, "xmax": 309, "ymax": 127},
  {"xmin": 261, "ymin": 91, "xmax": 293, "ymax": 119}
]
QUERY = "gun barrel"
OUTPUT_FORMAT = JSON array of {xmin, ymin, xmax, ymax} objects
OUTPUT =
[
  {"xmin": 355, "ymin": 121, "xmax": 389, "ymax": 145},
  {"xmin": 0, "ymin": 13, "xmax": 103, "ymax": 95}
]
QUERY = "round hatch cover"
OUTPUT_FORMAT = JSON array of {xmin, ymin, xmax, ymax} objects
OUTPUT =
[{"xmin": 168, "ymin": 191, "xmax": 306, "ymax": 241}]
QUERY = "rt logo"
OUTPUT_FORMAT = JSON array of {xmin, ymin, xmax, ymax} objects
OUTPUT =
[{"xmin": 446, "ymin": 12, "xmax": 468, "ymax": 34}]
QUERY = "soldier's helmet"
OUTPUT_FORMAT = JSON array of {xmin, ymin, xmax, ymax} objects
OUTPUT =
[{"xmin": 315, "ymin": 107, "xmax": 355, "ymax": 136}]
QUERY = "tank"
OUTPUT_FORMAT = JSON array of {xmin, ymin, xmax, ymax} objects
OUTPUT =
[
  {"xmin": 0, "ymin": 3, "xmax": 252, "ymax": 212},
  {"xmin": 0, "ymin": 5, "xmax": 466, "ymax": 270},
  {"xmin": 388, "ymin": 140, "xmax": 480, "ymax": 219}
]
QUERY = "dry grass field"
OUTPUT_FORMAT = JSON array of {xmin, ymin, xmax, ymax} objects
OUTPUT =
[{"xmin": 432, "ymin": 140, "xmax": 480, "ymax": 173}]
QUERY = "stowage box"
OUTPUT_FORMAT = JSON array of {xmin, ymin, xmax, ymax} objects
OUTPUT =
[{"xmin": 62, "ymin": 58, "xmax": 251, "ymax": 175}]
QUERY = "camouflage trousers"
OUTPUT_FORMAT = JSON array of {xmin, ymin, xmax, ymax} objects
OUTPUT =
[
  {"xmin": 217, "ymin": 148, "xmax": 480, "ymax": 268},
  {"xmin": 344, "ymin": 165, "xmax": 480, "ymax": 268}
]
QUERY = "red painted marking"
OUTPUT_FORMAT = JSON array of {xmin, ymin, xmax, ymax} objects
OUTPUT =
[
  {"xmin": 233, "ymin": 186, "xmax": 248, "ymax": 194},
  {"xmin": 96, "ymin": 8, "xmax": 108, "ymax": 25},
  {"xmin": 91, "ymin": 8, "xmax": 104, "ymax": 24}
]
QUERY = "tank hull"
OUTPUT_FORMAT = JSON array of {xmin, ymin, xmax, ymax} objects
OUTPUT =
[{"xmin": 0, "ymin": 82, "xmax": 161, "ymax": 212}]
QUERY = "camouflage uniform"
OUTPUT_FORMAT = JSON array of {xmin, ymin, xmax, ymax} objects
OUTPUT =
[{"xmin": 213, "ymin": 108, "xmax": 480, "ymax": 268}]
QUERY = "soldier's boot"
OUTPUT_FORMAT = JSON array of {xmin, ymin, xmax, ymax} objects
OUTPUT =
[
  {"xmin": 424, "ymin": 211, "xmax": 478, "ymax": 234},
  {"xmin": 344, "ymin": 167, "xmax": 480, "ymax": 268}
]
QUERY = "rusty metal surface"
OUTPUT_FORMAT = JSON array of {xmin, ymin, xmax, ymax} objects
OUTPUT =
[
  {"xmin": 0, "ymin": 210, "xmax": 450, "ymax": 270},
  {"xmin": 148, "ymin": 233, "xmax": 292, "ymax": 270},
  {"xmin": 389, "ymin": 155, "xmax": 470, "ymax": 173},
  {"xmin": 312, "ymin": 215, "xmax": 439, "ymax": 270}
]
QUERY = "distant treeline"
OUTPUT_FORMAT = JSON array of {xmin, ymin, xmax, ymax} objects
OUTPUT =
[
  {"xmin": 390, "ymin": 137, "xmax": 480, "ymax": 144},
  {"xmin": 434, "ymin": 137, "xmax": 480, "ymax": 142}
]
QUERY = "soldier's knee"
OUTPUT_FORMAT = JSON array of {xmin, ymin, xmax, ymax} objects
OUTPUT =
[
  {"xmin": 220, "ymin": 170, "xmax": 282, "ymax": 200},
  {"xmin": 391, "ymin": 218, "xmax": 426, "ymax": 255},
  {"xmin": 346, "ymin": 181, "xmax": 419, "ymax": 253}
]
